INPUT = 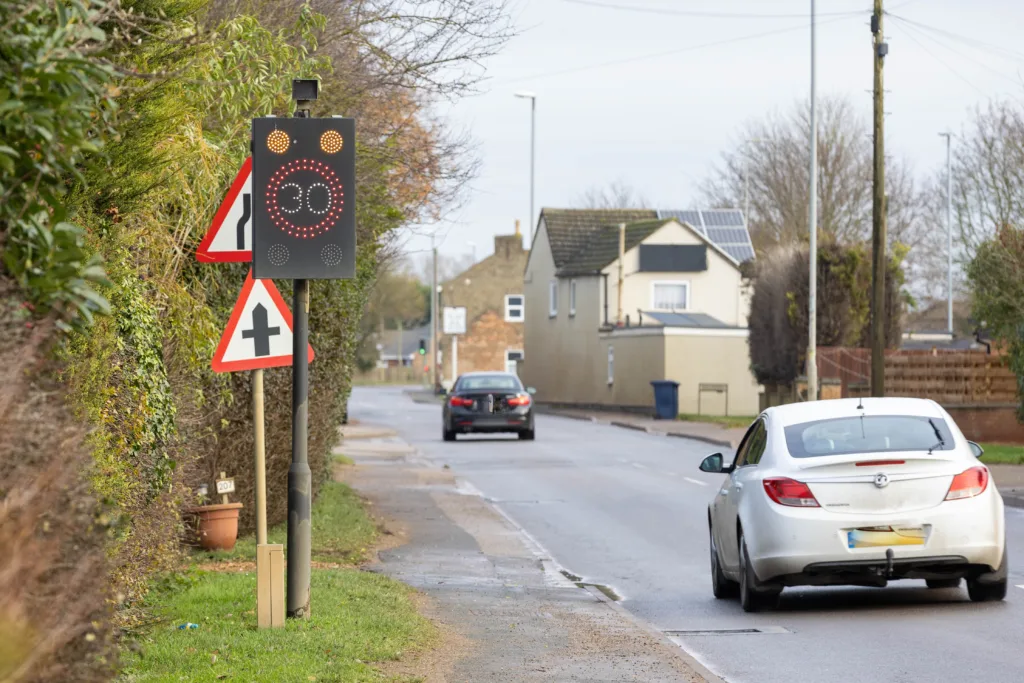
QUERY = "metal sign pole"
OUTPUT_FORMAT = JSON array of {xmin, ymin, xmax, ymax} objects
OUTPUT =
[{"xmin": 286, "ymin": 99, "xmax": 313, "ymax": 620}]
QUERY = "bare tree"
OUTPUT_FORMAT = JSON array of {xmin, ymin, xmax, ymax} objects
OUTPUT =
[
  {"xmin": 699, "ymin": 96, "xmax": 925, "ymax": 254},
  {"xmin": 575, "ymin": 179, "xmax": 651, "ymax": 209},
  {"xmin": 950, "ymin": 100, "xmax": 1024, "ymax": 259}
]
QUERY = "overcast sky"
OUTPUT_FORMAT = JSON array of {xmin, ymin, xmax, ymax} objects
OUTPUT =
[{"xmin": 398, "ymin": 0, "xmax": 1024, "ymax": 263}]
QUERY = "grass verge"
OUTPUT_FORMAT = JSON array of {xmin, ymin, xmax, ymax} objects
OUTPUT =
[
  {"xmin": 122, "ymin": 477, "xmax": 433, "ymax": 681},
  {"xmin": 119, "ymin": 569, "xmax": 432, "ymax": 682},
  {"xmin": 677, "ymin": 413, "xmax": 756, "ymax": 430},
  {"xmin": 196, "ymin": 480, "xmax": 377, "ymax": 565},
  {"xmin": 979, "ymin": 443, "xmax": 1024, "ymax": 465}
]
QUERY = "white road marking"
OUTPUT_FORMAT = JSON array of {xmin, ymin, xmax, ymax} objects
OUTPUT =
[
  {"xmin": 684, "ymin": 477, "xmax": 710, "ymax": 487},
  {"xmin": 1015, "ymin": 584, "xmax": 1024, "ymax": 590},
  {"xmin": 632, "ymin": 462, "xmax": 647, "ymax": 470}
]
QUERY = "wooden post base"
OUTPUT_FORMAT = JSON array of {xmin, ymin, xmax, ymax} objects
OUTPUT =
[{"xmin": 257, "ymin": 544, "xmax": 285, "ymax": 628}]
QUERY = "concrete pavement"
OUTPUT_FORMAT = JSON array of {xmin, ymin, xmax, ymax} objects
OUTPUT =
[
  {"xmin": 351, "ymin": 386, "xmax": 1024, "ymax": 683},
  {"xmin": 338, "ymin": 419, "xmax": 716, "ymax": 682}
]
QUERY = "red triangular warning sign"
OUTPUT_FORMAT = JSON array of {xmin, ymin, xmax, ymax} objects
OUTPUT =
[
  {"xmin": 211, "ymin": 269, "xmax": 315, "ymax": 373},
  {"xmin": 197, "ymin": 157, "xmax": 252, "ymax": 263}
]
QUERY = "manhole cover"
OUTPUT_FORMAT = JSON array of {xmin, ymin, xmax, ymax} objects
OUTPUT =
[{"xmin": 665, "ymin": 626, "xmax": 791, "ymax": 636}]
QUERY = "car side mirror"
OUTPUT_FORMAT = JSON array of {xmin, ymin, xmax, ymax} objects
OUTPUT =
[
  {"xmin": 968, "ymin": 441, "xmax": 984, "ymax": 458},
  {"xmin": 527, "ymin": 387, "xmax": 537, "ymax": 395},
  {"xmin": 699, "ymin": 453, "xmax": 733, "ymax": 474}
]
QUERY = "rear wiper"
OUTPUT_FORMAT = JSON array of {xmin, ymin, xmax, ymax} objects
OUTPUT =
[{"xmin": 927, "ymin": 418, "xmax": 945, "ymax": 454}]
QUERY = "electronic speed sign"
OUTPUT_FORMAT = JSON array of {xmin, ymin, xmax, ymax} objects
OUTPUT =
[{"xmin": 251, "ymin": 116, "xmax": 356, "ymax": 280}]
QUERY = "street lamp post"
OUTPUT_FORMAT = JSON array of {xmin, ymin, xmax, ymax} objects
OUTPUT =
[
  {"xmin": 515, "ymin": 91, "xmax": 536, "ymax": 244},
  {"xmin": 939, "ymin": 131, "xmax": 953, "ymax": 334},
  {"xmin": 807, "ymin": 0, "xmax": 819, "ymax": 402}
]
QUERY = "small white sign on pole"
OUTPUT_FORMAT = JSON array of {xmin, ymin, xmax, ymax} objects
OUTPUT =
[{"xmin": 443, "ymin": 306, "xmax": 467, "ymax": 335}]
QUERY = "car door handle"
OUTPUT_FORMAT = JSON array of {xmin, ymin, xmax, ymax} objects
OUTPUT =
[{"xmin": 735, "ymin": 483, "xmax": 744, "ymax": 490}]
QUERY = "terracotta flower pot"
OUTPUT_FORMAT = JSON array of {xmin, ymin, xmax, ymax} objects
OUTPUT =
[{"xmin": 189, "ymin": 502, "xmax": 244, "ymax": 551}]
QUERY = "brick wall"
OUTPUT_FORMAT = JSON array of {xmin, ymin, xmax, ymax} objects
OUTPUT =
[
  {"xmin": 945, "ymin": 406, "xmax": 1024, "ymax": 444},
  {"xmin": 439, "ymin": 232, "xmax": 528, "ymax": 381}
]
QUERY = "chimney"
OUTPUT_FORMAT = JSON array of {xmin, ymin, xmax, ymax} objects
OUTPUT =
[{"xmin": 515, "ymin": 219, "xmax": 521, "ymax": 237}]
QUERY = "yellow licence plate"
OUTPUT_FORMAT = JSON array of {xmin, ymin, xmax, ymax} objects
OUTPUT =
[{"xmin": 846, "ymin": 526, "xmax": 927, "ymax": 548}]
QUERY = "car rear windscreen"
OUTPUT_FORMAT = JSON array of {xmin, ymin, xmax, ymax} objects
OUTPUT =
[
  {"xmin": 784, "ymin": 415, "xmax": 956, "ymax": 458},
  {"xmin": 456, "ymin": 375, "xmax": 522, "ymax": 392}
]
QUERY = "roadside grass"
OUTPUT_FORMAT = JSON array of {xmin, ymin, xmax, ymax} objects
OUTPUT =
[
  {"xmin": 979, "ymin": 443, "xmax": 1024, "ymax": 465},
  {"xmin": 119, "ymin": 569, "xmax": 432, "ymax": 683},
  {"xmin": 121, "ymin": 476, "xmax": 433, "ymax": 682},
  {"xmin": 196, "ymin": 480, "xmax": 377, "ymax": 565},
  {"xmin": 677, "ymin": 413, "xmax": 756, "ymax": 430}
]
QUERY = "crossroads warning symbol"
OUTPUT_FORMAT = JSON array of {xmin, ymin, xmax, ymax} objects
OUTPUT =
[{"xmin": 211, "ymin": 269, "xmax": 315, "ymax": 372}]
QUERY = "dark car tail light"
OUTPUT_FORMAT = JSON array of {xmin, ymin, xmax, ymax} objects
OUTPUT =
[
  {"xmin": 449, "ymin": 396, "xmax": 472, "ymax": 407},
  {"xmin": 945, "ymin": 466, "xmax": 989, "ymax": 501},
  {"xmin": 762, "ymin": 477, "xmax": 820, "ymax": 508},
  {"xmin": 507, "ymin": 393, "xmax": 531, "ymax": 407}
]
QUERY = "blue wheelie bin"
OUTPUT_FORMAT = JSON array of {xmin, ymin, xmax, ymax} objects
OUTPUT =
[{"xmin": 650, "ymin": 380, "xmax": 680, "ymax": 420}]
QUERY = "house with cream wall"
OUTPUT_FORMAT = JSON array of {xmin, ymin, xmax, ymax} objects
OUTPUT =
[{"xmin": 521, "ymin": 208, "xmax": 760, "ymax": 416}]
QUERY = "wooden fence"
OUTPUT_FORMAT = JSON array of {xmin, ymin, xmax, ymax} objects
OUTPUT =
[{"xmin": 816, "ymin": 347, "xmax": 1018, "ymax": 405}]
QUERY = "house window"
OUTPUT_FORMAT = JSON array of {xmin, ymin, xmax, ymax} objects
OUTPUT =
[
  {"xmin": 607, "ymin": 346, "xmax": 614, "ymax": 385},
  {"xmin": 651, "ymin": 281, "xmax": 689, "ymax": 311},
  {"xmin": 549, "ymin": 280, "xmax": 558, "ymax": 317},
  {"xmin": 505, "ymin": 294, "xmax": 524, "ymax": 322},
  {"xmin": 569, "ymin": 279, "xmax": 577, "ymax": 317},
  {"xmin": 506, "ymin": 349, "xmax": 524, "ymax": 375}
]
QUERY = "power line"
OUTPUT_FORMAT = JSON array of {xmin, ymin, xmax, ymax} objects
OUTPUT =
[
  {"xmin": 560, "ymin": 0, "xmax": 863, "ymax": 20},
  {"xmin": 887, "ymin": 12, "xmax": 1024, "ymax": 64},
  {"xmin": 495, "ymin": 11, "xmax": 861, "ymax": 85},
  {"xmin": 888, "ymin": 16, "xmax": 1023, "ymax": 89},
  {"xmin": 887, "ymin": 19, "xmax": 988, "ymax": 98}
]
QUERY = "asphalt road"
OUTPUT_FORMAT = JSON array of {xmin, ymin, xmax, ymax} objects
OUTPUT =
[{"xmin": 350, "ymin": 386, "xmax": 1024, "ymax": 683}]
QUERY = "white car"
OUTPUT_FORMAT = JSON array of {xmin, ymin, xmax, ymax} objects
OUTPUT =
[{"xmin": 701, "ymin": 397, "xmax": 1007, "ymax": 612}]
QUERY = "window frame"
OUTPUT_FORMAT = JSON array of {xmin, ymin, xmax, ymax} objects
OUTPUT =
[
  {"xmin": 650, "ymin": 280, "xmax": 690, "ymax": 311},
  {"xmin": 569, "ymin": 279, "xmax": 577, "ymax": 317},
  {"xmin": 504, "ymin": 294, "xmax": 524, "ymax": 322},
  {"xmin": 549, "ymin": 280, "xmax": 558, "ymax": 317}
]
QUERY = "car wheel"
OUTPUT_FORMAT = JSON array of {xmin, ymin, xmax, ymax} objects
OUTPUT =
[
  {"xmin": 518, "ymin": 428, "xmax": 535, "ymax": 441},
  {"xmin": 709, "ymin": 524, "xmax": 738, "ymax": 599},
  {"xmin": 925, "ymin": 578, "xmax": 961, "ymax": 590},
  {"xmin": 967, "ymin": 544, "xmax": 1008, "ymax": 602},
  {"xmin": 443, "ymin": 426, "xmax": 456, "ymax": 442},
  {"xmin": 738, "ymin": 529, "xmax": 781, "ymax": 613}
]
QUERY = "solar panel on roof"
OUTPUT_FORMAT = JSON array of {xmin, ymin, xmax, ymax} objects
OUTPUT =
[
  {"xmin": 723, "ymin": 245, "xmax": 756, "ymax": 262},
  {"xmin": 706, "ymin": 227, "xmax": 750, "ymax": 244},
  {"xmin": 701, "ymin": 210, "xmax": 744, "ymax": 227}
]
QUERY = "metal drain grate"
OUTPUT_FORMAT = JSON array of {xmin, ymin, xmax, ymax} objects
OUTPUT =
[{"xmin": 665, "ymin": 626, "xmax": 791, "ymax": 636}]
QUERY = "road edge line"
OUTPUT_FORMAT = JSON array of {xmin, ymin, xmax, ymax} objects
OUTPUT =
[
  {"xmin": 580, "ymin": 585, "xmax": 728, "ymax": 683},
  {"xmin": 470, "ymin": 478, "xmax": 728, "ymax": 683}
]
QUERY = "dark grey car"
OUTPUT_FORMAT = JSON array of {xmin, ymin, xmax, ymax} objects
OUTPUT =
[{"xmin": 442, "ymin": 372, "xmax": 536, "ymax": 441}]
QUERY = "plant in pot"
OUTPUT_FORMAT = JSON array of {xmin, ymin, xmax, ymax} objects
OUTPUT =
[{"xmin": 189, "ymin": 473, "xmax": 244, "ymax": 551}]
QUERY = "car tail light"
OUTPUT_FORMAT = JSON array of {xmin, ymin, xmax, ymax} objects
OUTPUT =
[
  {"xmin": 855, "ymin": 459, "xmax": 905, "ymax": 467},
  {"xmin": 763, "ymin": 477, "xmax": 820, "ymax": 508},
  {"xmin": 507, "ymin": 393, "xmax": 531, "ymax": 407},
  {"xmin": 945, "ymin": 466, "xmax": 989, "ymax": 501},
  {"xmin": 449, "ymin": 396, "xmax": 472, "ymax": 407}
]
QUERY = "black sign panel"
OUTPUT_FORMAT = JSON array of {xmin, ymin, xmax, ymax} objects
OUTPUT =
[{"xmin": 252, "ymin": 116, "xmax": 356, "ymax": 279}]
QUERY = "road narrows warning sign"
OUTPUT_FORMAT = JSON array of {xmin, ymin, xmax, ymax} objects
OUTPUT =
[
  {"xmin": 197, "ymin": 157, "xmax": 253, "ymax": 262},
  {"xmin": 211, "ymin": 269, "xmax": 315, "ymax": 372}
]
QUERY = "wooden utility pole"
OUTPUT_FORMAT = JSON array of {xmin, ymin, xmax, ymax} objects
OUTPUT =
[{"xmin": 870, "ymin": 0, "xmax": 888, "ymax": 397}]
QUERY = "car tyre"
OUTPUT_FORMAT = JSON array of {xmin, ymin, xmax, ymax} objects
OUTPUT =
[
  {"xmin": 709, "ymin": 524, "xmax": 738, "ymax": 599},
  {"xmin": 738, "ymin": 530, "xmax": 781, "ymax": 613},
  {"xmin": 518, "ymin": 428, "xmax": 535, "ymax": 441},
  {"xmin": 443, "ymin": 426, "xmax": 456, "ymax": 442},
  {"xmin": 967, "ymin": 543, "xmax": 1008, "ymax": 602},
  {"xmin": 925, "ymin": 578, "xmax": 961, "ymax": 590}
]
